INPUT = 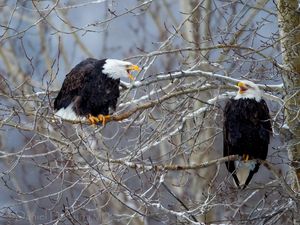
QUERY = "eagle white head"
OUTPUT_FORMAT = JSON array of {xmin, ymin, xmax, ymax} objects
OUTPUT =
[
  {"xmin": 234, "ymin": 80, "xmax": 262, "ymax": 101},
  {"xmin": 102, "ymin": 59, "xmax": 140, "ymax": 80}
]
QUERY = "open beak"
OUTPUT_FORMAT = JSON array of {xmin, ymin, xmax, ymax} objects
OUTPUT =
[
  {"xmin": 127, "ymin": 64, "xmax": 141, "ymax": 81},
  {"xmin": 237, "ymin": 81, "xmax": 247, "ymax": 93}
]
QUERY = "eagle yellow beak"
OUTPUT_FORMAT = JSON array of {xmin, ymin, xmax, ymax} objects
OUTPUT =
[
  {"xmin": 237, "ymin": 81, "xmax": 247, "ymax": 93},
  {"xmin": 127, "ymin": 64, "xmax": 141, "ymax": 81}
]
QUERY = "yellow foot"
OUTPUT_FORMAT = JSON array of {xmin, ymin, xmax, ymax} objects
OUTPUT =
[
  {"xmin": 242, "ymin": 154, "xmax": 249, "ymax": 162},
  {"xmin": 97, "ymin": 114, "xmax": 111, "ymax": 126},
  {"xmin": 88, "ymin": 114, "xmax": 99, "ymax": 125}
]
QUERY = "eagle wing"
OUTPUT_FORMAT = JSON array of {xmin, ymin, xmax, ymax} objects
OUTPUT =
[
  {"xmin": 223, "ymin": 99, "xmax": 241, "ymax": 187},
  {"xmin": 54, "ymin": 58, "xmax": 99, "ymax": 110}
]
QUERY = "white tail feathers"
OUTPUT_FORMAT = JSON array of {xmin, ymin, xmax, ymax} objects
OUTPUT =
[
  {"xmin": 234, "ymin": 160, "xmax": 256, "ymax": 186},
  {"xmin": 54, "ymin": 103, "xmax": 85, "ymax": 121}
]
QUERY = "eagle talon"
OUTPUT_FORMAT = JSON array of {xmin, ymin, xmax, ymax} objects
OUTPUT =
[
  {"xmin": 242, "ymin": 154, "xmax": 249, "ymax": 162},
  {"xmin": 88, "ymin": 114, "xmax": 100, "ymax": 125},
  {"xmin": 97, "ymin": 114, "xmax": 111, "ymax": 126}
]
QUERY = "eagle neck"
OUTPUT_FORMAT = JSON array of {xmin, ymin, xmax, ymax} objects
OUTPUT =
[{"xmin": 234, "ymin": 93, "xmax": 262, "ymax": 102}]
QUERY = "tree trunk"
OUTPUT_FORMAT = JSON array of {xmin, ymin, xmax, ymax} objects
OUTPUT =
[{"xmin": 277, "ymin": 0, "xmax": 300, "ymax": 191}]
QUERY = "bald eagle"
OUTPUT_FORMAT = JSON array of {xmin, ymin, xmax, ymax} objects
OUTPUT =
[
  {"xmin": 223, "ymin": 80, "xmax": 272, "ymax": 189},
  {"xmin": 54, "ymin": 58, "xmax": 140, "ymax": 125}
]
